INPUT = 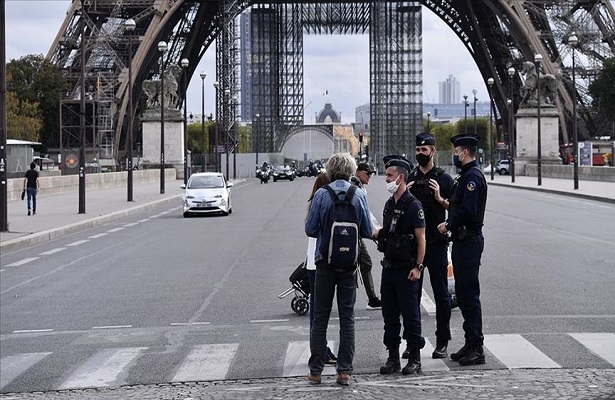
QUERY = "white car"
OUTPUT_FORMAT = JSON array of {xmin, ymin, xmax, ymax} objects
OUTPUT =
[{"xmin": 181, "ymin": 172, "xmax": 233, "ymax": 217}]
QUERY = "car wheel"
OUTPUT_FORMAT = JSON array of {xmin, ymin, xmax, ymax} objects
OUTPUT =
[
  {"xmin": 499, "ymin": 168, "xmax": 506, "ymax": 175},
  {"xmin": 273, "ymin": 178, "xmax": 277, "ymax": 182}
]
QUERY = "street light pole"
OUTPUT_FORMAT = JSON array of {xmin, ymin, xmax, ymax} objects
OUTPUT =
[
  {"xmin": 472, "ymin": 89, "xmax": 478, "ymax": 135},
  {"xmin": 213, "ymin": 81, "xmax": 219, "ymax": 172},
  {"xmin": 180, "ymin": 58, "xmax": 189, "ymax": 185},
  {"xmin": 508, "ymin": 66, "xmax": 516, "ymax": 183},
  {"xmin": 535, "ymin": 53, "xmax": 543, "ymax": 186},
  {"xmin": 255, "ymin": 113, "xmax": 260, "ymax": 165},
  {"xmin": 200, "ymin": 72, "xmax": 206, "ymax": 173},
  {"xmin": 463, "ymin": 94, "xmax": 468, "ymax": 134},
  {"xmin": 232, "ymin": 96, "xmax": 237, "ymax": 180},
  {"xmin": 0, "ymin": 0, "xmax": 8, "ymax": 231},
  {"xmin": 125, "ymin": 19, "xmax": 136, "ymax": 201},
  {"xmin": 568, "ymin": 32, "xmax": 579, "ymax": 190},
  {"xmin": 427, "ymin": 112, "xmax": 431, "ymax": 132},
  {"xmin": 487, "ymin": 78, "xmax": 494, "ymax": 181},
  {"xmin": 224, "ymin": 88, "xmax": 230, "ymax": 180},
  {"xmin": 79, "ymin": 15, "xmax": 86, "ymax": 213},
  {"xmin": 158, "ymin": 41, "xmax": 168, "ymax": 194}
]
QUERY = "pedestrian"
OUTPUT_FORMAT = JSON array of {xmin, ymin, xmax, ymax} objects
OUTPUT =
[
  {"xmin": 305, "ymin": 153, "xmax": 373, "ymax": 386},
  {"xmin": 351, "ymin": 162, "xmax": 382, "ymax": 310},
  {"xmin": 305, "ymin": 172, "xmax": 337, "ymax": 366},
  {"xmin": 374, "ymin": 155, "xmax": 426, "ymax": 375},
  {"xmin": 407, "ymin": 132, "xmax": 454, "ymax": 359},
  {"xmin": 437, "ymin": 134, "xmax": 488, "ymax": 366},
  {"xmin": 23, "ymin": 162, "xmax": 40, "ymax": 216}
]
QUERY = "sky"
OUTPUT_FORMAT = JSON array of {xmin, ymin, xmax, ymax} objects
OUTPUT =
[{"xmin": 5, "ymin": 0, "xmax": 489, "ymax": 125}]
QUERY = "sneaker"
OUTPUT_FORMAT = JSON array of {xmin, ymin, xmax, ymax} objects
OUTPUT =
[
  {"xmin": 27, "ymin": 210, "xmax": 31, "ymax": 216},
  {"xmin": 307, "ymin": 372, "xmax": 321, "ymax": 384},
  {"xmin": 325, "ymin": 348, "xmax": 338, "ymax": 365},
  {"xmin": 336, "ymin": 372, "xmax": 351, "ymax": 386},
  {"xmin": 366, "ymin": 298, "xmax": 382, "ymax": 310}
]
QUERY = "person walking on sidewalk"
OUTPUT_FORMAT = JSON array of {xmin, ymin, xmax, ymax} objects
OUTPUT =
[
  {"xmin": 305, "ymin": 153, "xmax": 373, "ymax": 386},
  {"xmin": 351, "ymin": 162, "xmax": 382, "ymax": 310},
  {"xmin": 407, "ymin": 132, "xmax": 454, "ymax": 359},
  {"xmin": 374, "ymin": 155, "xmax": 426, "ymax": 375},
  {"xmin": 437, "ymin": 134, "xmax": 488, "ymax": 366},
  {"xmin": 23, "ymin": 162, "xmax": 40, "ymax": 216}
]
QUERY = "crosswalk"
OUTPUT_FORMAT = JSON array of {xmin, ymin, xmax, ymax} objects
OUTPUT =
[{"xmin": 1, "ymin": 333, "xmax": 613, "ymax": 392}]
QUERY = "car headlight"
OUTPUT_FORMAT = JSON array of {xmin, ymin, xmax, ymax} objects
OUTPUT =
[
  {"xmin": 214, "ymin": 194, "xmax": 222, "ymax": 198},
  {"xmin": 186, "ymin": 195, "xmax": 195, "ymax": 199}
]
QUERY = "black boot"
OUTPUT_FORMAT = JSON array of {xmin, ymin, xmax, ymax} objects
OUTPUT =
[
  {"xmin": 458, "ymin": 344, "xmax": 485, "ymax": 366},
  {"xmin": 379, "ymin": 346, "xmax": 401, "ymax": 374},
  {"xmin": 451, "ymin": 342, "xmax": 471, "ymax": 361},
  {"xmin": 432, "ymin": 339, "xmax": 448, "ymax": 359},
  {"xmin": 402, "ymin": 348, "xmax": 421, "ymax": 374},
  {"xmin": 401, "ymin": 343, "xmax": 410, "ymax": 359}
]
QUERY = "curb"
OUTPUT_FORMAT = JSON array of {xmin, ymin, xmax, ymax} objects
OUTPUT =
[
  {"xmin": 0, "ymin": 194, "xmax": 182, "ymax": 253},
  {"xmin": 488, "ymin": 181, "xmax": 615, "ymax": 204}
]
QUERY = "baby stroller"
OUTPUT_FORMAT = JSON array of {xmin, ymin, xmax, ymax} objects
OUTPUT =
[{"xmin": 278, "ymin": 260, "xmax": 310, "ymax": 316}]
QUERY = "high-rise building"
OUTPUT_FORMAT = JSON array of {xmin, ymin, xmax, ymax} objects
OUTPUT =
[{"xmin": 438, "ymin": 75, "xmax": 461, "ymax": 104}]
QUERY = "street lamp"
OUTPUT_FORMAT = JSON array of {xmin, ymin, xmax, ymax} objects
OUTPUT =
[
  {"xmin": 508, "ymin": 66, "xmax": 516, "ymax": 183},
  {"xmin": 213, "ymin": 81, "xmax": 219, "ymax": 172},
  {"xmin": 200, "ymin": 71, "xmax": 206, "ymax": 172},
  {"xmin": 535, "ymin": 53, "xmax": 543, "ymax": 186},
  {"xmin": 463, "ymin": 94, "xmax": 468, "ymax": 134},
  {"xmin": 255, "ymin": 113, "xmax": 260, "ymax": 165},
  {"xmin": 79, "ymin": 15, "xmax": 86, "ymax": 213},
  {"xmin": 125, "ymin": 18, "xmax": 136, "ymax": 202},
  {"xmin": 568, "ymin": 32, "xmax": 579, "ymax": 190},
  {"xmin": 224, "ymin": 88, "xmax": 230, "ymax": 180},
  {"xmin": 487, "ymin": 78, "xmax": 494, "ymax": 181},
  {"xmin": 0, "ymin": 0, "xmax": 7, "ymax": 231},
  {"xmin": 158, "ymin": 40, "xmax": 168, "ymax": 194},
  {"xmin": 232, "ymin": 95, "xmax": 237, "ymax": 180},
  {"xmin": 472, "ymin": 89, "xmax": 478, "ymax": 135},
  {"xmin": 426, "ymin": 112, "xmax": 431, "ymax": 132},
  {"xmin": 181, "ymin": 58, "xmax": 189, "ymax": 185}
]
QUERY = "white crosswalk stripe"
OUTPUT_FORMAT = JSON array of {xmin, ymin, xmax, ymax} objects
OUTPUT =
[
  {"xmin": 569, "ymin": 332, "xmax": 615, "ymax": 367},
  {"xmin": 282, "ymin": 340, "xmax": 336, "ymax": 377},
  {"xmin": 171, "ymin": 343, "xmax": 238, "ymax": 382},
  {"xmin": 484, "ymin": 334, "xmax": 560, "ymax": 369},
  {"xmin": 421, "ymin": 339, "xmax": 449, "ymax": 371},
  {"xmin": 58, "ymin": 347, "xmax": 147, "ymax": 390},
  {"xmin": 0, "ymin": 352, "xmax": 52, "ymax": 389},
  {"xmin": 421, "ymin": 289, "xmax": 437, "ymax": 316}
]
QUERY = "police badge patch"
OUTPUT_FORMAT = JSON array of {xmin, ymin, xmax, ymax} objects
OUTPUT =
[
  {"xmin": 467, "ymin": 182, "xmax": 476, "ymax": 191},
  {"xmin": 418, "ymin": 209, "xmax": 425, "ymax": 219}
]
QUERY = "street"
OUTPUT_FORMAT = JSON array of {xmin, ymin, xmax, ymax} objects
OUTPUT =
[{"xmin": 1, "ymin": 177, "xmax": 614, "ymax": 394}]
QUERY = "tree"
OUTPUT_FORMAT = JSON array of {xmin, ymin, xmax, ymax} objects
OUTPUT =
[
  {"xmin": 6, "ymin": 91, "xmax": 43, "ymax": 141},
  {"xmin": 588, "ymin": 57, "xmax": 615, "ymax": 127}
]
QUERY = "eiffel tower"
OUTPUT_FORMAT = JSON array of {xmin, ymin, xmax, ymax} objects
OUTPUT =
[{"xmin": 47, "ymin": 0, "xmax": 615, "ymax": 165}]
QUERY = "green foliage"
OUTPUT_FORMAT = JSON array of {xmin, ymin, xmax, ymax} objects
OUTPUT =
[
  {"xmin": 430, "ymin": 117, "xmax": 493, "ymax": 151},
  {"xmin": 187, "ymin": 122, "xmax": 210, "ymax": 154},
  {"xmin": 588, "ymin": 57, "xmax": 615, "ymax": 124},
  {"xmin": 6, "ymin": 91, "xmax": 43, "ymax": 141}
]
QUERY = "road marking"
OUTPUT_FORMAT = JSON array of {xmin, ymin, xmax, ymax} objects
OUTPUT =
[
  {"xmin": 0, "ymin": 352, "xmax": 52, "ymax": 389},
  {"xmin": 13, "ymin": 329, "xmax": 54, "ymax": 333},
  {"xmin": 421, "ymin": 289, "xmax": 437, "ymax": 316},
  {"xmin": 123, "ymin": 223, "xmax": 138, "ymax": 227},
  {"xmin": 171, "ymin": 343, "xmax": 238, "ymax": 382},
  {"xmin": 89, "ymin": 233, "xmax": 108, "ymax": 239},
  {"xmin": 0, "ymin": 269, "xmax": 5, "ymax": 272},
  {"xmin": 58, "ymin": 347, "xmax": 147, "ymax": 389},
  {"xmin": 92, "ymin": 325, "xmax": 133, "ymax": 330},
  {"xmin": 421, "ymin": 339, "xmax": 449, "ymax": 371},
  {"xmin": 137, "ymin": 218, "xmax": 150, "ymax": 223},
  {"xmin": 40, "ymin": 248, "xmax": 66, "ymax": 255},
  {"xmin": 250, "ymin": 319, "xmax": 290, "ymax": 323},
  {"xmin": 5, "ymin": 257, "xmax": 39, "ymax": 267},
  {"xmin": 484, "ymin": 334, "xmax": 560, "ymax": 369},
  {"xmin": 283, "ymin": 341, "xmax": 336, "ymax": 377},
  {"xmin": 570, "ymin": 332, "xmax": 615, "ymax": 366},
  {"xmin": 170, "ymin": 322, "xmax": 211, "ymax": 326},
  {"xmin": 107, "ymin": 227, "xmax": 124, "ymax": 233},
  {"xmin": 66, "ymin": 240, "xmax": 89, "ymax": 247}
]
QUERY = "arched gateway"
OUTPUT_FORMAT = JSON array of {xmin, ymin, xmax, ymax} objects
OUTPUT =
[{"xmin": 47, "ymin": 0, "xmax": 615, "ymax": 166}]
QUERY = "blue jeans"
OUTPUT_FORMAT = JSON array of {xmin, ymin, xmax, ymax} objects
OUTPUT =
[
  {"xmin": 308, "ymin": 261, "xmax": 357, "ymax": 375},
  {"xmin": 27, "ymin": 187, "xmax": 38, "ymax": 212}
]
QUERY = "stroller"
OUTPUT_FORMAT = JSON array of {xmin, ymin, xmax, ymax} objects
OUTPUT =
[{"xmin": 278, "ymin": 260, "xmax": 310, "ymax": 316}]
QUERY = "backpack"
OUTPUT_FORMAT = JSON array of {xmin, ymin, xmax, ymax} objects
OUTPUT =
[{"xmin": 319, "ymin": 185, "xmax": 360, "ymax": 270}]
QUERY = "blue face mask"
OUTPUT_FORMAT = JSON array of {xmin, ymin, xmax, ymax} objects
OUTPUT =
[{"xmin": 453, "ymin": 153, "xmax": 463, "ymax": 169}]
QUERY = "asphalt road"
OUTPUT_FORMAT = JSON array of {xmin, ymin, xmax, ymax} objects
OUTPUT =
[{"xmin": 1, "ymin": 177, "xmax": 614, "ymax": 393}]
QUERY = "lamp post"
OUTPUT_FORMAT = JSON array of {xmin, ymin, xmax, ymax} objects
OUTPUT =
[
  {"xmin": 463, "ymin": 93, "xmax": 468, "ymax": 134},
  {"xmin": 568, "ymin": 32, "xmax": 579, "ymax": 190},
  {"xmin": 213, "ymin": 81, "xmax": 219, "ymax": 172},
  {"xmin": 1, "ymin": 0, "xmax": 7, "ymax": 231},
  {"xmin": 472, "ymin": 89, "xmax": 478, "ymax": 135},
  {"xmin": 158, "ymin": 40, "xmax": 168, "ymax": 194},
  {"xmin": 255, "ymin": 113, "xmax": 260, "ymax": 165},
  {"xmin": 224, "ymin": 88, "xmax": 230, "ymax": 180},
  {"xmin": 426, "ymin": 112, "xmax": 431, "ymax": 132},
  {"xmin": 487, "ymin": 78, "xmax": 494, "ymax": 181},
  {"xmin": 200, "ymin": 71, "xmax": 206, "ymax": 172},
  {"xmin": 79, "ymin": 15, "xmax": 86, "ymax": 213},
  {"xmin": 125, "ymin": 18, "xmax": 136, "ymax": 201},
  {"xmin": 508, "ymin": 66, "xmax": 516, "ymax": 183},
  {"xmin": 535, "ymin": 53, "xmax": 543, "ymax": 186},
  {"xmin": 180, "ymin": 58, "xmax": 189, "ymax": 185},
  {"xmin": 232, "ymin": 95, "xmax": 237, "ymax": 180}
]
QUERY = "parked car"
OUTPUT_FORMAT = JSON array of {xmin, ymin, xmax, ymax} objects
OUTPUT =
[
  {"xmin": 33, "ymin": 157, "xmax": 55, "ymax": 169},
  {"xmin": 181, "ymin": 172, "xmax": 233, "ymax": 217},
  {"xmin": 496, "ymin": 160, "xmax": 510, "ymax": 175},
  {"xmin": 272, "ymin": 165, "xmax": 295, "ymax": 182}
]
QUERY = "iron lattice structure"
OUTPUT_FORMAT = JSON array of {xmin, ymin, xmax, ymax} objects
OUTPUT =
[{"xmin": 47, "ymin": 0, "xmax": 615, "ymax": 163}]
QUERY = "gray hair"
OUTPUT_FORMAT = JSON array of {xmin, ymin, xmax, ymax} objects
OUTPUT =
[{"xmin": 326, "ymin": 153, "xmax": 357, "ymax": 181}]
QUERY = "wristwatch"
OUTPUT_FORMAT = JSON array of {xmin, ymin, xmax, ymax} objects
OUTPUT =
[{"xmin": 416, "ymin": 263, "xmax": 425, "ymax": 272}]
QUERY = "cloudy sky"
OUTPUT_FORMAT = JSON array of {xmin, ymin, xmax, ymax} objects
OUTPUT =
[{"xmin": 5, "ymin": 0, "xmax": 488, "ymax": 124}]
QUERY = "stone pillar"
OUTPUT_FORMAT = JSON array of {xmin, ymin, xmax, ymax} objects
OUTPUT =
[
  {"xmin": 141, "ymin": 108, "xmax": 185, "ymax": 179},
  {"xmin": 514, "ymin": 107, "xmax": 561, "ymax": 174}
]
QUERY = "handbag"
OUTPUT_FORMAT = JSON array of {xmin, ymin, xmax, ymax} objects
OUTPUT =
[{"xmin": 21, "ymin": 189, "xmax": 25, "ymax": 201}]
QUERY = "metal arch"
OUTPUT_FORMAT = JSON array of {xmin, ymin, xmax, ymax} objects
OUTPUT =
[{"xmin": 277, "ymin": 125, "xmax": 334, "ymax": 152}]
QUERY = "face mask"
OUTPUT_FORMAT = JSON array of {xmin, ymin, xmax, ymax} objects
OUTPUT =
[
  {"xmin": 416, "ymin": 153, "xmax": 431, "ymax": 167},
  {"xmin": 453, "ymin": 152, "xmax": 465, "ymax": 169},
  {"xmin": 386, "ymin": 176, "xmax": 400, "ymax": 194}
]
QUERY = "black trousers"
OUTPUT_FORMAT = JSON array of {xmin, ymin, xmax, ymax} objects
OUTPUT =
[
  {"xmin": 359, "ymin": 238, "xmax": 378, "ymax": 301},
  {"xmin": 418, "ymin": 241, "xmax": 451, "ymax": 341}
]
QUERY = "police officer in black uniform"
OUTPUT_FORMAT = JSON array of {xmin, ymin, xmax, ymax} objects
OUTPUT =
[
  {"xmin": 375, "ymin": 155, "xmax": 426, "ymax": 375},
  {"xmin": 437, "ymin": 134, "xmax": 487, "ymax": 366},
  {"xmin": 407, "ymin": 132, "xmax": 454, "ymax": 359}
]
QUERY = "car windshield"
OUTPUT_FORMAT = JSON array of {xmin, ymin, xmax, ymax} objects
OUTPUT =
[{"xmin": 188, "ymin": 176, "xmax": 224, "ymax": 189}]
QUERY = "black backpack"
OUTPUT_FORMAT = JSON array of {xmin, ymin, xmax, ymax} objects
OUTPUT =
[{"xmin": 319, "ymin": 185, "xmax": 360, "ymax": 270}]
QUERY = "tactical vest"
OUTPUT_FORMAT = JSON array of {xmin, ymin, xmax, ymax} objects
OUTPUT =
[{"xmin": 409, "ymin": 166, "xmax": 446, "ymax": 242}]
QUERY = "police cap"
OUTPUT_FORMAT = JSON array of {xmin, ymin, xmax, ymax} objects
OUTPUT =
[
  {"xmin": 383, "ymin": 155, "xmax": 413, "ymax": 172},
  {"xmin": 416, "ymin": 132, "xmax": 435, "ymax": 146},
  {"xmin": 450, "ymin": 134, "xmax": 480, "ymax": 147}
]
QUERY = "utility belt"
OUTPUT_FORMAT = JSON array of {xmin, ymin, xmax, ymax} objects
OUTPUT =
[
  {"xmin": 381, "ymin": 257, "xmax": 415, "ymax": 271},
  {"xmin": 450, "ymin": 226, "xmax": 481, "ymax": 242}
]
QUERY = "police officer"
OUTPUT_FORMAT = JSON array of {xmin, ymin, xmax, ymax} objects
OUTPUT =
[
  {"xmin": 375, "ymin": 155, "xmax": 426, "ymax": 375},
  {"xmin": 407, "ymin": 132, "xmax": 454, "ymax": 359},
  {"xmin": 437, "ymin": 134, "xmax": 487, "ymax": 366}
]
